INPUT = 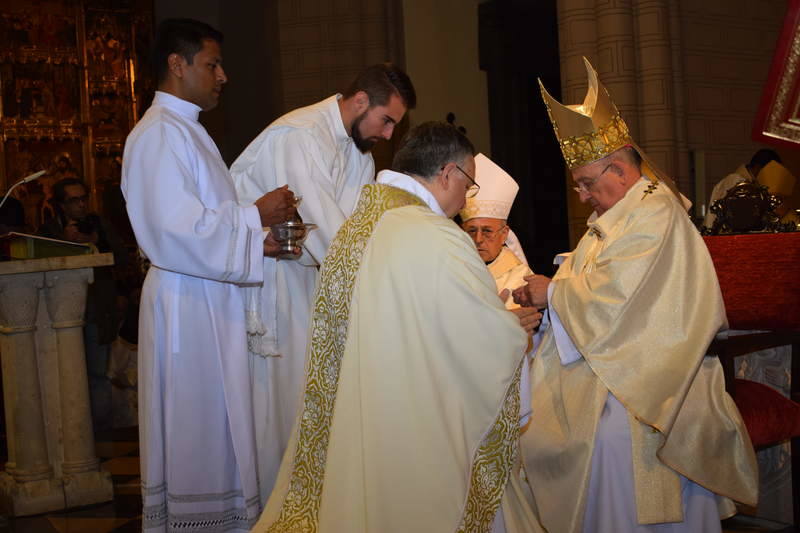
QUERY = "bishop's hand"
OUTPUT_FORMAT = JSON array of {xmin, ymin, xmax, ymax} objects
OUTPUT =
[{"xmin": 513, "ymin": 274, "xmax": 551, "ymax": 309}]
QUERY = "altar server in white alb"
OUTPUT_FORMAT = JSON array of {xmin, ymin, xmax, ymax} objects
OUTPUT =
[
  {"xmin": 121, "ymin": 19, "xmax": 297, "ymax": 532},
  {"xmin": 230, "ymin": 63, "xmax": 416, "ymax": 502},
  {"xmin": 460, "ymin": 153, "xmax": 533, "ymax": 308}
]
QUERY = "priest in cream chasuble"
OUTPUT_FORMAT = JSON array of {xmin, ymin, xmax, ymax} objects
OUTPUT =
[
  {"xmin": 253, "ymin": 122, "xmax": 542, "ymax": 533},
  {"xmin": 513, "ymin": 58, "xmax": 758, "ymax": 533}
]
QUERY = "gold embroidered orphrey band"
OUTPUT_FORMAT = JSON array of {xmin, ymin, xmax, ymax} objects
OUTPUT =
[
  {"xmin": 264, "ymin": 183, "xmax": 523, "ymax": 533},
  {"xmin": 266, "ymin": 184, "xmax": 424, "ymax": 532}
]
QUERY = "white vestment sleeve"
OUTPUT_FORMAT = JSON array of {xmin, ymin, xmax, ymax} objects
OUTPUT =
[
  {"xmin": 124, "ymin": 122, "xmax": 263, "ymax": 283},
  {"xmin": 275, "ymin": 130, "xmax": 368, "ymax": 264},
  {"xmin": 548, "ymin": 281, "xmax": 583, "ymax": 365},
  {"xmin": 519, "ymin": 353, "xmax": 532, "ymax": 427}
]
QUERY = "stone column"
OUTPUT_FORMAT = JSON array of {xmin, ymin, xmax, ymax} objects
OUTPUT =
[
  {"xmin": 632, "ymin": 0, "xmax": 681, "ymax": 183},
  {"xmin": 43, "ymin": 268, "xmax": 113, "ymax": 508},
  {"xmin": 557, "ymin": 0, "xmax": 598, "ymax": 104},
  {"xmin": 0, "ymin": 272, "xmax": 63, "ymax": 515},
  {"xmin": 557, "ymin": 0, "xmax": 600, "ymax": 247},
  {"xmin": 595, "ymin": 0, "xmax": 641, "ymax": 137}
]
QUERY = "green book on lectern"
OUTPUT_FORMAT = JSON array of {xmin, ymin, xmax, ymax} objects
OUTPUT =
[{"xmin": 0, "ymin": 232, "xmax": 94, "ymax": 260}]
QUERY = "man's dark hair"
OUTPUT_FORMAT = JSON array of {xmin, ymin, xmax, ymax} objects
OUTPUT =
[
  {"xmin": 391, "ymin": 122, "xmax": 474, "ymax": 180},
  {"xmin": 343, "ymin": 63, "xmax": 417, "ymax": 110},
  {"xmin": 52, "ymin": 177, "xmax": 87, "ymax": 206},
  {"xmin": 152, "ymin": 18, "xmax": 224, "ymax": 84},
  {"xmin": 750, "ymin": 148, "xmax": 781, "ymax": 168}
]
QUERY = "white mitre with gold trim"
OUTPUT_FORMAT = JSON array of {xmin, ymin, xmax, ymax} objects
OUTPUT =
[
  {"xmin": 460, "ymin": 153, "xmax": 519, "ymax": 222},
  {"xmin": 460, "ymin": 154, "xmax": 528, "ymax": 265}
]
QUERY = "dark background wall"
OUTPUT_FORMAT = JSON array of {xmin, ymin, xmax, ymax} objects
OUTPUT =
[{"xmin": 480, "ymin": 0, "xmax": 569, "ymax": 275}]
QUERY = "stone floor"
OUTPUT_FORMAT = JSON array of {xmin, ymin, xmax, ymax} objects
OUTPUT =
[
  {"xmin": 0, "ymin": 427, "xmax": 141, "ymax": 532},
  {"xmin": 722, "ymin": 515, "xmax": 796, "ymax": 532},
  {"xmin": 0, "ymin": 426, "xmax": 793, "ymax": 532}
]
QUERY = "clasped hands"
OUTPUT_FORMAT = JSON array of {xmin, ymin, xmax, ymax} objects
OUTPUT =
[
  {"xmin": 499, "ymin": 274, "xmax": 553, "ymax": 335},
  {"xmin": 499, "ymin": 289, "xmax": 542, "ymax": 335},
  {"xmin": 255, "ymin": 185, "xmax": 301, "ymax": 258},
  {"xmin": 512, "ymin": 274, "xmax": 551, "ymax": 309}
]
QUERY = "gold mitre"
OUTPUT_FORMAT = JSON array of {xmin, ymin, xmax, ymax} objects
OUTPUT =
[
  {"xmin": 757, "ymin": 160, "xmax": 796, "ymax": 198},
  {"xmin": 459, "ymin": 153, "xmax": 519, "ymax": 222},
  {"xmin": 539, "ymin": 58, "xmax": 632, "ymax": 169},
  {"xmin": 540, "ymin": 58, "xmax": 688, "ymax": 207}
]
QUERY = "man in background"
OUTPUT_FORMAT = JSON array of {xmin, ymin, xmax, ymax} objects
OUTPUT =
[
  {"xmin": 758, "ymin": 159, "xmax": 798, "ymax": 226},
  {"xmin": 460, "ymin": 153, "xmax": 533, "ymax": 306},
  {"xmin": 40, "ymin": 177, "xmax": 127, "ymax": 433},
  {"xmin": 704, "ymin": 148, "xmax": 781, "ymax": 228}
]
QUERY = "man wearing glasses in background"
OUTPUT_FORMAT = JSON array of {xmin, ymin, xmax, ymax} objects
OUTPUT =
[
  {"xmin": 40, "ymin": 177, "xmax": 129, "ymax": 435},
  {"xmin": 460, "ymin": 154, "xmax": 533, "ymax": 310}
]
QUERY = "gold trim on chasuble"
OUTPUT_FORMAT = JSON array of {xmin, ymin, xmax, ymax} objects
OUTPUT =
[
  {"xmin": 456, "ymin": 364, "xmax": 522, "ymax": 533},
  {"xmin": 265, "ymin": 183, "xmax": 523, "ymax": 533},
  {"xmin": 265, "ymin": 183, "xmax": 424, "ymax": 533}
]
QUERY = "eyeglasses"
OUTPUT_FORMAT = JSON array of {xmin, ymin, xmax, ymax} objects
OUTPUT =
[
  {"xmin": 573, "ymin": 163, "xmax": 613, "ymax": 194},
  {"xmin": 464, "ymin": 225, "xmax": 507, "ymax": 240},
  {"xmin": 443, "ymin": 165, "xmax": 480, "ymax": 198},
  {"xmin": 64, "ymin": 194, "xmax": 89, "ymax": 206}
]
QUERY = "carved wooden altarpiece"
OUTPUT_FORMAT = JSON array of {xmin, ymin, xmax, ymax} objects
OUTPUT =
[{"xmin": 0, "ymin": 0, "xmax": 153, "ymax": 236}]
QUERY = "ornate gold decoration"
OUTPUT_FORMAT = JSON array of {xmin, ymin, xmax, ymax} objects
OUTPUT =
[
  {"xmin": 455, "ymin": 364, "xmax": 522, "ymax": 533},
  {"xmin": 555, "ymin": 113, "xmax": 632, "ymax": 170},
  {"xmin": 539, "ymin": 58, "xmax": 633, "ymax": 170},
  {"xmin": 763, "ymin": 17, "xmax": 800, "ymax": 143},
  {"xmin": 539, "ymin": 58, "xmax": 685, "ymax": 205},
  {"xmin": 265, "ymin": 184, "xmax": 426, "ymax": 533},
  {"xmin": 460, "ymin": 199, "xmax": 511, "ymax": 221}
]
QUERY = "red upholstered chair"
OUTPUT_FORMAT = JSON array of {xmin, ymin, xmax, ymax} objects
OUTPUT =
[
  {"xmin": 703, "ymin": 233, "xmax": 800, "ymax": 529},
  {"xmin": 707, "ymin": 328, "xmax": 800, "ymax": 530}
]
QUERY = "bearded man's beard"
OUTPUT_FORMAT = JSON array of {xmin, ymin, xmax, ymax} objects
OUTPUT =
[{"xmin": 351, "ymin": 111, "xmax": 379, "ymax": 153}]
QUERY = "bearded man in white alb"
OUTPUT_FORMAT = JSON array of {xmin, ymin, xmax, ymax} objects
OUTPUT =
[{"xmin": 230, "ymin": 63, "xmax": 416, "ymax": 503}]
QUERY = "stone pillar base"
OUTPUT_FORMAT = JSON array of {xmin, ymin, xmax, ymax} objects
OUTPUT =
[
  {"xmin": 63, "ymin": 470, "xmax": 113, "ymax": 509},
  {"xmin": 0, "ymin": 472, "xmax": 64, "ymax": 516}
]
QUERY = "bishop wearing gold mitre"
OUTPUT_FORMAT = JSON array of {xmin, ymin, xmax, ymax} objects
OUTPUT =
[{"xmin": 513, "ymin": 58, "xmax": 758, "ymax": 533}]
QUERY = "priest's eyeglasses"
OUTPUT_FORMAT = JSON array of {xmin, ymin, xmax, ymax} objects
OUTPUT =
[
  {"xmin": 573, "ymin": 163, "xmax": 613, "ymax": 194},
  {"xmin": 446, "ymin": 165, "xmax": 480, "ymax": 198},
  {"xmin": 465, "ymin": 225, "xmax": 507, "ymax": 240}
]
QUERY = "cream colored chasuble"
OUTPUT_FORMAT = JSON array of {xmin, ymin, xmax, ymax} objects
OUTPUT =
[{"xmin": 254, "ymin": 177, "xmax": 539, "ymax": 533}]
